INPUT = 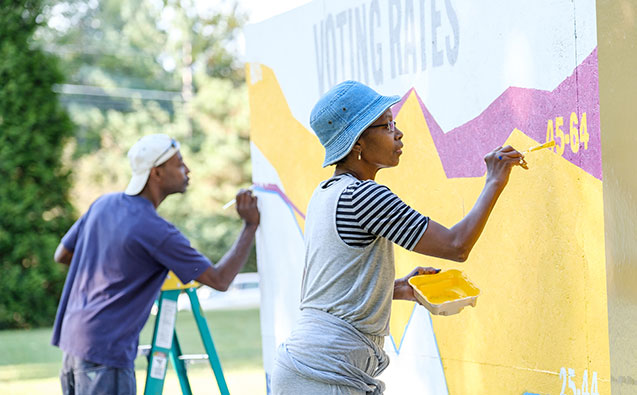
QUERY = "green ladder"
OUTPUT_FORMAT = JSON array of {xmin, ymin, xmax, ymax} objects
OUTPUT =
[{"xmin": 141, "ymin": 274, "xmax": 229, "ymax": 395}]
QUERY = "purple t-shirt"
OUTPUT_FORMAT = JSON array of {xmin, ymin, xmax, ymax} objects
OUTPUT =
[{"xmin": 51, "ymin": 192, "xmax": 212, "ymax": 368}]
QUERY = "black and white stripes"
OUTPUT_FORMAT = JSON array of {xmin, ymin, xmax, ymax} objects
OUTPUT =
[{"xmin": 335, "ymin": 178, "xmax": 429, "ymax": 250}]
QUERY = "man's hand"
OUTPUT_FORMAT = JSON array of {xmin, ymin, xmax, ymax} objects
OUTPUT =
[
  {"xmin": 393, "ymin": 266, "xmax": 440, "ymax": 302},
  {"xmin": 235, "ymin": 189, "xmax": 259, "ymax": 228},
  {"xmin": 197, "ymin": 189, "xmax": 260, "ymax": 291}
]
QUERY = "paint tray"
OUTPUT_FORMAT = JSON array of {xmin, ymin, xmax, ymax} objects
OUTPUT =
[{"xmin": 408, "ymin": 269, "xmax": 480, "ymax": 316}]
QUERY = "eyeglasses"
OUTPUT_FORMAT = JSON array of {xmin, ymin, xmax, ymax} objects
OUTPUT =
[
  {"xmin": 368, "ymin": 120, "xmax": 396, "ymax": 132},
  {"xmin": 153, "ymin": 139, "xmax": 177, "ymax": 167}
]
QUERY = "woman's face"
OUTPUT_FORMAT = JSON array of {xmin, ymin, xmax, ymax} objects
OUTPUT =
[{"xmin": 358, "ymin": 109, "xmax": 404, "ymax": 168}]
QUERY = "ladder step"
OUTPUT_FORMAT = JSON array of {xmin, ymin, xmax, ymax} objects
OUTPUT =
[
  {"xmin": 178, "ymin": 354, "xmax": 209, "ymax": 362},
  {"xmin": 138, "ymin": 347, "xmax": 209, "ymax": 362}
]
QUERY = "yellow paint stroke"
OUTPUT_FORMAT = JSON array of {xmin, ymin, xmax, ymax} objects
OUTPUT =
[{"xmin": 247, "ymin": 64, "xmax": 611, "ymax": 394}]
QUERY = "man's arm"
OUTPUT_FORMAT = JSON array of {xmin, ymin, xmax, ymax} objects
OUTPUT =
[
  {"xmin": 196, "ymin": 189, "xmax": 260, "ymax": 291},
  {"xmin": 54, "ymin": 243, "xmax": 73, "ymax": 265}
]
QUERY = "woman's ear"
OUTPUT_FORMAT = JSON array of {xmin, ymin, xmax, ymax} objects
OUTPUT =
[{"xmin": 351, "ymin": 141, "xmax": 362, "ymax": 156}]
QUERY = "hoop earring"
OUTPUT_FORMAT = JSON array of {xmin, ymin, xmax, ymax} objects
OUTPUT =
[{"xmin": 357, "ymin": 152, "xmax": 362, "ymax": 161}]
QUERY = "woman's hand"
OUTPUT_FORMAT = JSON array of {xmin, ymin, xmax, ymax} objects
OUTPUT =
[
  {"xmin": 393, "ymin": 266, "xmax": 440, "ymax": 302},
  {"xmin": 484, "ymin": 145, "xmax": 526, "ymax": 190}
]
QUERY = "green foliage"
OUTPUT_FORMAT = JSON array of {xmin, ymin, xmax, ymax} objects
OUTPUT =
[
  {"xmin": 0, "ymin": 0, "xmax": 75, "ymax": 328},
  {"xmin": 37, "ymin": 0, "xmax": 248, "ymax": 89}
]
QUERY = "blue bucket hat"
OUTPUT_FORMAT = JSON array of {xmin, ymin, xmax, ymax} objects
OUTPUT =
[{"xmin": 310, "ymin": 81, "xmax": 400, "ymax": 167}]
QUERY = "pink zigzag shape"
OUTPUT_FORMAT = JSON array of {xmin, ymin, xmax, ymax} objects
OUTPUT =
[
  {"xmin": 392, "ymin": 48, "xmax": 601, "ymax": 180},
  {"xmin": 254, "ymin": 183, "xmax": 306, "ymax": 219}
]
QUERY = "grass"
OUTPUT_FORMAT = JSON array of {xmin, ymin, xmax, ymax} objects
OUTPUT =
[{"xmin": 0, "ymin": 308, "xmax": 265, "ymax": 394}]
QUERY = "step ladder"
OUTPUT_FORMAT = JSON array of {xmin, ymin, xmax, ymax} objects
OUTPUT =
[{"xmin": 140, "ymin": 273, "xmax": 229, "ymax": 395}]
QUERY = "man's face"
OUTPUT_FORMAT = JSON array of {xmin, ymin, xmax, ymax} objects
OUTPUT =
[{"xmin": 157, "ymin": 151, "xmax": 190, "ymax": 194}]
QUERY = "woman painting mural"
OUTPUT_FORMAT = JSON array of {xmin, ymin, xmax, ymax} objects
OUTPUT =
[{"xmin": 271, "ymin": 81, "xmax": 525, "ymax": 394}]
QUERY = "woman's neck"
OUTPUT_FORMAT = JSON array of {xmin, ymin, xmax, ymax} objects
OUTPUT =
[{"xmin": 333, "ymin": 163, "xmax": 377, "ymax": 181}]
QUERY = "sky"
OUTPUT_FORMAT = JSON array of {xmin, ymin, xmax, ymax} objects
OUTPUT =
[
  {"xmin": 238, "ymin": 0, "xmax": 311, "ymax": 24},
  {"xmin": 235, "ymin": 0, "xmax": 312, "ymax": 58}
]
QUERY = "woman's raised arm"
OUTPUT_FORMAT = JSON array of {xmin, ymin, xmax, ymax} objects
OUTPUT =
[{"xmin": 412, "ymin": 145, "xmax": 525, "ymax": 261}]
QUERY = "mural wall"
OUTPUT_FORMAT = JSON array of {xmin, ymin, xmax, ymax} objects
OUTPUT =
[{"xmin": 245, "ymin": 1, "xmax": 612, "ymax": 393}]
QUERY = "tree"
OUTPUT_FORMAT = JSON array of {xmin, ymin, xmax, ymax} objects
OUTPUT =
[{"xmin": 0, "ymin": 0, "xmax": 76, "ymax": 328}]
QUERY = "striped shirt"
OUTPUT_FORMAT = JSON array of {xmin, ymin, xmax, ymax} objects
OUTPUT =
[{"xmin": 331, "ymin": 174, "xmax": 429, "ymax": 250}]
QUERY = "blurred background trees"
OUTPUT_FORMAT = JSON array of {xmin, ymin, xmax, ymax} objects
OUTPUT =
[
  {"xmin": 1, "ymin": 0, "xmax": 254, "ymax": 328},
  {"xmin": 0, "ymin": 0, "xmax": 76, "ymax": 329}
]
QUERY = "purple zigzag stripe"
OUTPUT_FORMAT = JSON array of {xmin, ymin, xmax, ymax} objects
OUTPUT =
[{"xmin": 392, "ymin": 48, "xmax": 601, "ymax": 180}]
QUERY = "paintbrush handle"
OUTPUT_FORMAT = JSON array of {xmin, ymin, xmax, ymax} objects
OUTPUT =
[
  {"xmin": 222, "ymin": 199, "xmax": 236, "ymax": 210},
  {"xmin": 524, "ymin": 140, "xmax": 556, "ymax": 154},
  {"xmin": 222, "ymin": 185, "xmax": 256, "ymax": 210}
]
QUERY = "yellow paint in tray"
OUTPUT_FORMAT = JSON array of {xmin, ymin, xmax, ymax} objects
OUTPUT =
[{"xmin": 408, "ymin": 269, "xmax": 480, "ymax": 315}]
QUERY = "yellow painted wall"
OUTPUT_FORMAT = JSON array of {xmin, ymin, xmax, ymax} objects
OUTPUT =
[{"xmin": 596, "ymin": 1, "xmax": 637, "ymax": 393}]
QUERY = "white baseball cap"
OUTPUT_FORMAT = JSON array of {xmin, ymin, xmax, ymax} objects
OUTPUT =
[{"xmin": 125, "ymin": 134, "xmax": 181, "ymax": 195}]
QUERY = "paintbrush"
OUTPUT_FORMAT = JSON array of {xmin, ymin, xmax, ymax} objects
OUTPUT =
[
  {"xmin": 522, "ymin": 140, "xmax": 556, "ymax": 155},
  {"xmin": 518, "ymin": 140, "xmax": 556, "ymax": 169},
  {"xmin": 222, "ymin": 186, "xmax": 255, "ymax": 210}
]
